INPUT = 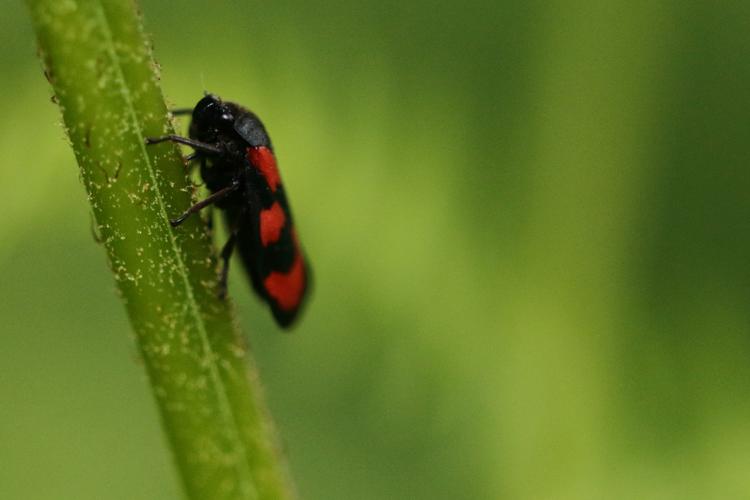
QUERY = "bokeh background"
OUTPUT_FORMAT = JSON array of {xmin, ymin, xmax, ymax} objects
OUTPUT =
[{"xmin": 2, "ymin": 1, "xmax": 750, "ymax": 499}]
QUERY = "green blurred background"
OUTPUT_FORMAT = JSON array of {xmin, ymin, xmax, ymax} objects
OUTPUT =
[{"xmin": 2, "ymin": 1, "xmax": 750, "ymax": 499}]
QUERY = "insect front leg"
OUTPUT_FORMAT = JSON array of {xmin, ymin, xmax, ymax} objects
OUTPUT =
[
  {"xmin": 184, "ymin": 151, "xmax": 200, "ymax": 163},
  {"xmin": 181, "ymin": 152, "xmax": 206, "ymax": 175},
  {"xmin": 169, "ymin": 181, "xmax": 240, "ymax": 227},
  {"xmin": 169, "ymin": 108, "xmax": 193, "ymax": 116},
  {"xmin": 145, "ymin": 134, "xmax": 223, "ymax": 155}
]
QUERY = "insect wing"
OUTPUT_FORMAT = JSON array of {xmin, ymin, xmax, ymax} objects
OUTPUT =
[{"xmin": 241, "ymin": 146, "xmax": 310, "ymax": 327}]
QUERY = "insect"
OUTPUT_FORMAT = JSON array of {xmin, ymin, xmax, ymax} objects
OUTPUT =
[{"xmin": 146, "ymin": 94, "xmax": 310, "ymax": 328}]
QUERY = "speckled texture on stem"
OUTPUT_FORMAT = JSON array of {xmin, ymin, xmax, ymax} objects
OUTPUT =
[{"xmin": 26, "ymin": 1, "xmax": 296, "ymax": 499}]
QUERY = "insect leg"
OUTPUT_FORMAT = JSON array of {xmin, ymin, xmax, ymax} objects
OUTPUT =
[
  {"xmin": 182, "ymin": 152, "xmax": 203, "ymax": 174},
  {"xmin": 206, "ymin": 206, "xmax": 214, "ymax": 233},
  {"xmin": 169, "ymin": 108, "xmax": 193, "ymax": 116},
  {"xmin": 217, "ymin": 231, "xmax": 237, "ymax": 299},
  {"xmin": 145, "ymin": 134, "xmax": 223, "ymax": 155},
  {"xmin": 170, "ymin": 181, "xmax": 240, "ymax": 227}
]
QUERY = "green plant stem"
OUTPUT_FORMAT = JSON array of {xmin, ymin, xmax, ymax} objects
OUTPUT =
[{"xmin": 26, "ymin": 1, "xmax": 295, "ymax": 499}]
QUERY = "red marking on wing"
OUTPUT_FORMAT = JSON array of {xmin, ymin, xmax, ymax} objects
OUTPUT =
[
  {"xmin": 247, "ymin": 146, "xmax": 281, "ymax": 192},
  {"xmin": 264, "ymin": 250, "xmax": 306, "ymax": 312},
  {"xmin": 259, "ymin": 201, "xmax": 286, "ymax": 247}
]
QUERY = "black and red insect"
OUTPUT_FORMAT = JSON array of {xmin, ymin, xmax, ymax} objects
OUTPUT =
[{"xmin": 146, "ymin": 94, "xmax": 310, "ymax": 328}]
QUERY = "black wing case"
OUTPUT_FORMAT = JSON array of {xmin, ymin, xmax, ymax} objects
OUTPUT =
[{"xmin": 236, "ymin": 145, "xmax": 309, "ymax": 327}]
